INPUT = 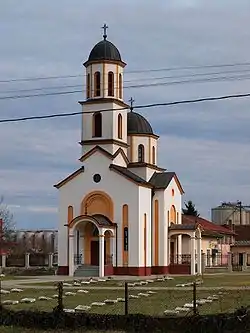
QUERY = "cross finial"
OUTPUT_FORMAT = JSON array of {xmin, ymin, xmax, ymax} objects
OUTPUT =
[
  {"xmin": 129, "ymin": 97, "xmax": 135, "ymax": 111},
  {"xmin": 102, "ymin": 23, "xmax": 108, "ymax": 40}
]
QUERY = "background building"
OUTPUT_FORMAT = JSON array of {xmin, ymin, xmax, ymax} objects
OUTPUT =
[{"xmin": 211, "ymin": 202, "xmax": 250, "ymax": 226}]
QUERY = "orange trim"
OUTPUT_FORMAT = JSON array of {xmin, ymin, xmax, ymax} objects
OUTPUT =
[
  {"xmin": 122, "ymin": 204, "xmax": 128, "ymax": 266},
  {"xmin": 81, "ymin": 190, "xmax": 114, "ymax": 221},
  {"xmin": 54, "ymin": 167, "xmax": 84, "ymax": 189},
  {"xmin": 144, "ymin": 213, "xmax": 147, "ymax": 268},
  {"xmin": 154, "ymin": 200, "xmax": 159, "ymax": 266},
  {"xmin": 119, "ymin": 73, "xmax": 122, "ymax": 99},
  {"xmin": 67, "ymin": 206, "xmax": 73, "ymax": 224},
  {"xmin": 118, "ymin": 113, "xmax": 123, "ymax": 139}
]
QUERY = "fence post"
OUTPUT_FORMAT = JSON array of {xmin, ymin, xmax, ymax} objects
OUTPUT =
[
  {"xmin": 48, "ymin": 253, "xmax": 53, "ymax": 268},
  {"xmin": 193, "ymin": 281, "xmax": 197, "ymax": 315},
  {"xmin": 242, "ymin": 252, "xmax": 247, "ymax": 272},
  {"xmin": 124, "ymin": 282, "xmax": 128, "ymax": 315},
  {"xmin": 1, "ymin": 254, "xmax": 6, "ymax": 269},
  {"xmin": 201, "ymin": 252, "xmax": 206, "ymax": 276},
  {"xmin": 25, "ymin": 253, "xmax": 30, "ymax": 269},
  {"xmin": 227, "ymin": 252, "xmax": 233, "ymax": 272}
]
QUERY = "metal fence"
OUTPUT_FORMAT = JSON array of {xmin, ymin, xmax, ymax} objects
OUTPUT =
[
  {"xmin": 170, "ymin": 254, "xmax": 191, "ymax": 265},
  {"xmin": 205, "ymin": 254, "xmax": 229, "ymax": 267},
  {"xmin": 29, "ymin": 253, "xmax": 49, "ymax": 267},
  {"xmin": 6, "ymin": 254, "xmax": 25, "ymax": 267}
]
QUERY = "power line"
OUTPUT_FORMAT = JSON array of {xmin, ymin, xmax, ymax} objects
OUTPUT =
[
  {"xmin": 2, "ymin": 72, "xmax": 250, "ymax": 101},
  {"xmin": 1, "ymin": 92, "xmax": 250, "ymax": 124},
  {"xmin": 2, "ymin": 67, "xmax": 250, "ymax": 95},
  {"xmin": 1, "ymin": 61, "xmax": 250, "ymax": 84}
]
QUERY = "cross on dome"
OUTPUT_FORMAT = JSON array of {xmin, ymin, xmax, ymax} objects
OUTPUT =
[
  {"xmin": 102, "ymin": 23, "xmax": 108, "ymax": 40},
  {"xmin": 129, "ymin": 97, "xmax": 135, "ymax": 112}
]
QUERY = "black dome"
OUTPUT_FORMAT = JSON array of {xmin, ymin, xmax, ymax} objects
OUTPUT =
[
  {"xmin": 88, "ymin": 40, "xmax": 122, "ymax": 63},
  {"xmin": 127, "ymin": 112, "xmax": 154, "ymax": 135}
]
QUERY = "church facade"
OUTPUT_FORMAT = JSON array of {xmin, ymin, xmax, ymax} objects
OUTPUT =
[{"xmin": 54, "ymin": 28, "xmax": 202, "ymax": 277}]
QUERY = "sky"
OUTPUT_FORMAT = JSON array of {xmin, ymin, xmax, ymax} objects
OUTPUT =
[{"xmin": 0, "ymin": 0, "xmax": 250, "ymax": 229}]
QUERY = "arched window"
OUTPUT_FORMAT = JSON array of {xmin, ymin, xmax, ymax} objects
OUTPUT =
[
  {"xmin": 94, "ymin": 71, "xmax": 101, "ymax": 97},
  {"xmin": 86, "ymin": 74, "xmax": 90, "ymax": 99},
  {"xmin": 108, "ymin": 71, "xmax": 114, "ymax": 96},
  {"xmin": 93, "ymin": 112, "xmax": 102, "ymax": 137},
  {"xmin": 152, "ymin": 146, "xmax": 156, "ymax": 164},
  {"xmin": 170, "ymin": 205, "xmax": 176, "ymax": 223},
  {"xmin": 118, "ymin": 113, "xmax": 122, "ymax": 139},
  {"xmin": 138, "ymin": 144, "xmax": 145, "ymax": 162},
  {"xmin": 119, "ymin": 73, "xmax": 122, "ymax": 99},
  {"xmin": 67, "ymin": 206, "xmax": 73, "ymax": 224}
]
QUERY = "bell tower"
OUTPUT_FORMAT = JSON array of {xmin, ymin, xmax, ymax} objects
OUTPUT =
[{"xmin": 79, "ymin": 24, "xmax": 129, "ymax": 157}]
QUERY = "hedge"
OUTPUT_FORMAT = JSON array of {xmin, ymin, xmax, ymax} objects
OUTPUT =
[
  {"xmin": 2, "ymin": 267, "xmax": 56, "ymax": 276},
  {"xmin": 0, "ymin": 306, "xmax": 249, "ymax": 333}
]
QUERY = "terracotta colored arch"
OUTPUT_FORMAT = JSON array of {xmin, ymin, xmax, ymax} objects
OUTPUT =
[{"xmin": 81, "ymin": 190, "xmax": 114, "ymax": 221}]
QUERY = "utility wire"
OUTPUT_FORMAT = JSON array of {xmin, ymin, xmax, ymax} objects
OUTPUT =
[
  {"xmin": 1, "ymin": 92, "xmax": 250, "ymax": 124},
  {"xmin": 2, "ymin": 73, "xmax": 250, "ymax": 100},
  {"xmin": 1, "ymin": 61, "xmax": 250, "ymax": 83},
  {"xmin": 2, "ymin": 67, "xmax": 250, "ymax": 95}
]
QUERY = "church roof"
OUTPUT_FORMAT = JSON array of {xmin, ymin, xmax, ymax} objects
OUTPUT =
[
  {"xmin": 109, "ymin": 164, "xmax": 151, "ymax": 187},
  {"xmin": 127, "ymin": 112, "xmax": 155, "ymax": 135},
  {"xmin": 149, "ymin": 172, "xmax": 184, "ymax": 194}
]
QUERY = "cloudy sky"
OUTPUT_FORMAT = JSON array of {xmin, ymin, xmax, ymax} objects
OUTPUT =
[{"xmin": 0, "ymin": 0, "xmax": 250, "ymax": 229}]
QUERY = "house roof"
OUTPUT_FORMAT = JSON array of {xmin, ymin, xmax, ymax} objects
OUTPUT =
[
  {"xmin": 182, "ymin": 215, "xmax": 235, "ymax": 236},
  {"xmin": 234, "ymin": 225, "xmax": 250, "ymax": 241},
  {"xmin": 169, "ymin": 224, "xmax": 196, "ymax": 231},
  {"xmin": 232, "ymin": 240, "xmax": 250, "ymax": 247}
]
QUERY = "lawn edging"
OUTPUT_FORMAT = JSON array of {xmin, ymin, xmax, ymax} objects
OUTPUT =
[{"xmin": 0, "ymin": 306, "xmax": 249, "ymax": 332}]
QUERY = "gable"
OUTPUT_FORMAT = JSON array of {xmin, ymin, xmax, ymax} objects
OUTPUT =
[
  {"xmin": 149, "ymin": 172, "xmax": 184, "ymax": 194},
  {"xmin": 54, "ymin": 166, "xmax": 84, "ymax": 189}
]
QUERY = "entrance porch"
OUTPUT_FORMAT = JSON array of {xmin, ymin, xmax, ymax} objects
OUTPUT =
[
  {"xmin": 168, "ymin": 223, "xmax": 202, "ymax": 275},
  {"xmin": 67, "ymin": 214, "xmax": 116, "ymax": 277}
]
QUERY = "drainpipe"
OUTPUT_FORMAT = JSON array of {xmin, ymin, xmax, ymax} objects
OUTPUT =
[{"xmin": 151, "ymin": 189, "xmax": 155, "ymax": 267}]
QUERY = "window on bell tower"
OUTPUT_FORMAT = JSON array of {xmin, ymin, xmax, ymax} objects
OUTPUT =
[
  {"xmin": 119, "ymin": 73, "xmax": 122, "ymax": 99},
  {"xmin": 94, "ymin": 71, "xmax": 101, "ymax": 97},
  {"xmin": 118, "ymin": 113, "xmax": 122, "ymax": 139},
  {"xmin": 86, "ymin": 74, "xmax": 90, "ymax": 99},
  {"xmin": 108, "ymin": 71, "xmax": 114, "ymax": 96},
  {"xmin": 138, "ymin": 144, "xmax": 145, "ymax": 162},
  {"xmin": 92, "ymin": 112, "xmax": 102, "ymax": 137}
]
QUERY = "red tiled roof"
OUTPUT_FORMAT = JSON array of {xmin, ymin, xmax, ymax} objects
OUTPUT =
[{"xmin": 182, "ymin": 215, "xmax": 235, "ymax": 236}]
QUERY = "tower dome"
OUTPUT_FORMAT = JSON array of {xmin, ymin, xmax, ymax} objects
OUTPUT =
[
  {"xmin": 127, "ymin": 112, "xmax": 154, "ymax": 135},
  {"xmin": 88, "ymin": 40, "xmax": 122, "ymax": 63}
]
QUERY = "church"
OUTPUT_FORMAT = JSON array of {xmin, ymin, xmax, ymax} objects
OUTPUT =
[{"xmin": 54, "ymin": 26, "xmax": 203, "ymax": 277}]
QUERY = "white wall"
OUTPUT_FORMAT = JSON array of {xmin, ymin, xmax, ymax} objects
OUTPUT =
[
  {"xmin": 57, "ymin": 151, "xmax": 142, "ymax": 268},
  {"xmin": 164, "ymin": 177, "xmax": 182, "ymax": 226},
  {"xmin": 127, "ymin": 136, "xmax": 158, "ymax": 165}
]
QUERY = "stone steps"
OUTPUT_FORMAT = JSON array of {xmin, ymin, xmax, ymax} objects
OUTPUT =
[{"xmin": 74, "ymin": 265, "xmax": 99, "ymax": 277}]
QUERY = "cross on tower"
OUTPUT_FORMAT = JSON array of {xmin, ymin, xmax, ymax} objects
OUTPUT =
[
  {"xmin": 102, "ymin": 23, "xmax": 108, "ymax": 40},
  {"xmin": 129, "ymin": 97, "xmax": 135, "ymax": 111}
]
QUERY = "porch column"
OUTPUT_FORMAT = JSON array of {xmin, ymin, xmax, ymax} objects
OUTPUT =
[
  {"xmin": 197, "ymin": 237, "xmax": 202, "ymax": 274},
  {"xmin": 111, "ymin": 235, "xmax": 116, "ymax": 266},
  {"xmin": 99, "ymin": 234, "xmax": 105, "ymax": 277},
  {"xmin": 190, "ymin": 236, "xmax": 196, "ymax": 275},
  {"xmin": 68, "ymin": 231, "xmax": 74, "ymax": 276},
  {"xmin": 177, "ymin": 235, "xmax": 182, "ymax": 264},
  {"xmin": 168, "ymin": 237, "xmax": 171, "ymax": 265}
]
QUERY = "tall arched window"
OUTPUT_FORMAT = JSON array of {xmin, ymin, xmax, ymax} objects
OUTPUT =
[
  {"xmin": 170, "ymin": 205, "xmax": 176, "ymax": 223},
  {"xmin": 93, "ymin": 112, "xmax": 102, "ymax": 137},
  {"xmin": 118, "ymin": 113, "xmax": 122, "ymax": 139},
  {"xmin": 108, "ymin": 71, "xmax": 114, "ymax": 96},
  {"xmin": 138, "ymin": 144, "xmax": 145, "ymax": 162},
  {"xmin": 94, "ymin": 71, "xmax": 101, "ymax": 97},
  {"xmin": 67, "ymin": 205, "xmax": 73, "ymax": 224},
  {"xmin": 152, "ymin": 146, "xmax": 156, "ymax": 164},
  {"xmin": 86, "ymin": 74, "xmax": 90, "ymax": 99},
  {"xmin": 119, "ymin": 73, "xmax": 122, "ymax": 99}
]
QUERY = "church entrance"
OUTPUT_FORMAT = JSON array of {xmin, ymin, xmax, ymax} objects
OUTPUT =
[{"xmin": 90, "ymin": 240, "xmax": 99, "ymax": 265}]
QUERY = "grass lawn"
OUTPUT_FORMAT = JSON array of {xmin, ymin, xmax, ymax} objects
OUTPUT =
[
  {"xmin": 2, "ymin": 286, "xmax": 250, "ymax": 316},
  {"xmin": 28, "ymin": 273, "xmax": 250, "ymax": 288}
]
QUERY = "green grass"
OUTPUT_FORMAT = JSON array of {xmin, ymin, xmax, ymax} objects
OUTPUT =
[
  {"xmin": 2, "ymin": 286, "xmax": 250, "ymax": 316},
  {"xmin": 0, "ymin": 327, "xmax": 125, "ymax": 333}
]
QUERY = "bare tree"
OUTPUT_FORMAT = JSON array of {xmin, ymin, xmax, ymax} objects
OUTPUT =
[{"xmin": 0, "ymin": 196, "xmax": 16, "ymax": 242}]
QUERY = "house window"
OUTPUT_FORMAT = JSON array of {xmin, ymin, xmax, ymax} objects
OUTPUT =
[
  {"xmin": 86, "ymin": 73, "xmax": 90, "ymax": 99},
  {"xmin": 138, "ymin": 144, "xmax": 145, "ymax": 162},
  {"xmin": 108, "ymin": 71, "xmax": 114, "ymax": 96},
  {"xmin": 152, "ymin": 146, "xmax": 156, "ymax": 164},
  {"xmin": 119, "ymin": 73, "xmax": 122, "ymax": 99},
  {"xmin": 94, "ymin": 71, "xmax": 101, "ymax": 97},
  {"xmin": 118, "ymin": 113, "xmax": 122, "ymax": 139},
  {"xmin": 93, "ymin": 112, "xmax": 102, "ymax": 137}
]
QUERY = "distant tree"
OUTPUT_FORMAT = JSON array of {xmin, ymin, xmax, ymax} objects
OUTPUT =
[
  {"xmin": 0, "ymin": 196, "xmax": 15, "ymax": 240},
  {"xmin": 182, "ymin": 200, "xmax": 200, "ymax": 217}
]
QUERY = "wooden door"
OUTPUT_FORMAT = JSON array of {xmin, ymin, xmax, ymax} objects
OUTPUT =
[{"xmin": 91, "ymin": 241, "xmax": 99, "ymax": 266}]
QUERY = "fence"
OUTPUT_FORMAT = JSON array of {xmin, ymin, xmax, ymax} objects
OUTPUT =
[
  {"xmin": 205, "ymin": 253, "xmax": 229, "ymax": 267},
  {"xmin": 29, "ymin": 253, "xmax": 49, "ymax": 267},
  {"xmin": 3, "ymin": 252, "xmax": 57, "ymax": 268},
  {"xmin": 6, "ymin": 254, "xmax": 25, "ymax": 267}
]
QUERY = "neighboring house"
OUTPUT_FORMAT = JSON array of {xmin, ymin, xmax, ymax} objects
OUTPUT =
[
  {"xmin": 231, "ymin": 225, "xmax": 250, "ymax": 256},
  {"xmin": 181, "ymin": 215, "xmax": 235, "ymax": 266}
]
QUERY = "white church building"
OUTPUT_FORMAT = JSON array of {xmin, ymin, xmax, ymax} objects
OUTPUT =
[{"xmin": 54, "ymin": 27, "xmax": 203, "ymax": 277}]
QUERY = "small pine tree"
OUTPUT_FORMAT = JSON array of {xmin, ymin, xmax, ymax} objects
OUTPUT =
[{"xmin": 182, "ymin": 200, "xmax": 199, "ymax": 216}]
